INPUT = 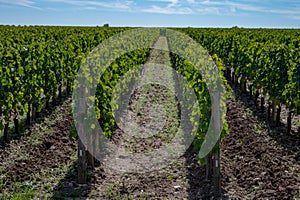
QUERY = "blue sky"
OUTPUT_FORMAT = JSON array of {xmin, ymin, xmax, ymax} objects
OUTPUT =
[{"xmin": 0, "ymin": 0, "xmax": 300, "ymax": 27}]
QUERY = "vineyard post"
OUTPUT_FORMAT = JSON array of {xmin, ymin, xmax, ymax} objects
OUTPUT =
[
  {"xmin": 213, "ymin": 141, "xmax": 220, "ymax": 197},
  {"xmin": 212, "ymin": 92, "xmax": 221, "ymax": 197},
  {"xmin": 240, "ymin": 77, "xmax": 246, "ymax": 93},
  {"xmin": 260, "ymin": 96, "xmax": 265, "ymax": 113},
  {"xmin": 87, "ymin": 134, "xmax": 95, "ymax": 168},
  {"xmin": 234, "ymin": 74, "xmax": 239, "ymax": 87},
  {"xmin": 4, "ymin": 123, "xmax": 9, "ymax": 142},
  {"xmin": 234, "ymin": 73, "xmax": 237, "ymax": 86},
  {"xmin": 231, "ymin": 71, "xmax": 234, "ymax": 83},
  {"xmin": 271, "ymin": 98, "xmax": 277, "ymax": 124},
  {"xmin": 243, "ymin": 79, "xmax": 247, "ymax": 94},
  {"xmin": 77, "ymin": 84, "xmax": 87, "ymax": 183},
  {"xmin": 14, "ymin": 116, "xmax": 19, "ymax": 135},
  {"xmin": 249, "ymin": 84, "xmax": 253, "ymax": 99},
  {"xmin": 87, "ymin": 88, "xmax": 95, "ymax": 168},
  {"xmin": 267, "ymin": 102, "xmax": 271, "ymax": 119},
  {"xmin": 31, "ymin": 106, "xmax": 36, "ymax": 122},
  {"xmin": 206, "ymin": 153, "xmax": 213, "ymax": 180},
  {"xmin": 276, "ymin": 105, "xmax": 281, "ymax": 127},
  {"xmin": 78, "ymin": 135, "xmax": 87, "ymax": 184},
  {"xmin": 254, "ymin": 91, "xmax": 259, "ymax": 107},
  {"xmin": 225, "ymin": 67, "xmax": 229, "ymax": 79}
]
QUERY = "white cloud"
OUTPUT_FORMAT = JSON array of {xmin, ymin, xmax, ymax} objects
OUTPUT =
[
  {"xmin": 148, "ymin": 0, "xmax": 179, "ymax": 8},
  {"xmin": 267, "ymin": 8, "xmax": 300, "ymax": 20},
  {"xmin": 149, "ymin": 0, "xmax": 179, "ymax": 4},
  {"xmin": 196, "ymin": 0, "xmax": 300, "ymax": 20},
  {"xmin": 83, "ymin": 6, "xmax": 97, "ymax": 10},
  {"xmin": 187, "ymin": 0, "xmax": 196, "ymax": 3},
  {"xmin": 87, "ymin": 1, "xmax": 132, "ymax": 10},
  {"xmin": 45, "ymin": 0, "xmax": 133, "ymax": 10},
  {"xmin": 199, "ymin": 0, "xmax": 264, "ymax": 12},
  {"xmin": 142, "ymin": 5, "xmax": 192, "ymax": 14},
  {"xmin": 0, "ymin": 0, "xmax": 41, "ymax": 9},
  {"xmin": 143, "ymin": 0, "xmax": 192, "ymax": 14},
  {"xmin": 289, "ymin": 15, "xmax": 300, "ymax": 20},
  {"xmin": 202, "ymin": 0, "xmax": 299, "ymax": 12},
  {"xmin": 268, "ymin": 8, "xmax": 299, "ymax": 15},
  {"xmin": 197, "ymin": 6, "xmax": 220, "ymax": 14}
]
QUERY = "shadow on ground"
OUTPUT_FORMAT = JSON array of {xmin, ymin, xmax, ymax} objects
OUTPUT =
[
  {"xmin": 51, "ymin": 160, "xmax": 96, "ymax": 199},
  {"xmin": 227, "ymin": 80, "xmax": 300, "ymax": 164},
  {"xmin": 0, "ymin": 94, "xmax": 71, "ymax": 149},
  {"xmin": 185, "ymin": 145, "xmax": 229, "ymax": 200}
]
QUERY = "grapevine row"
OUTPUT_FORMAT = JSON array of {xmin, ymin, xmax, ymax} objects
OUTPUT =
[
  {"xmin": 180, "ymin": 28, "xmax": 300, "ymax": 133},
  {"xmin": 0, "ymin": 25, "xmax": 128, "ymax": 141}
]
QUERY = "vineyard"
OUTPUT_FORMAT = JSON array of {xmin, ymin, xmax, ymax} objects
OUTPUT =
[
  {"xmin": 0, "ymin": 26, "xmax": 299, "ymax": 199},
  {"xmin": 179, "ymin": 28, "xmax": 300, "ymax": 131}
]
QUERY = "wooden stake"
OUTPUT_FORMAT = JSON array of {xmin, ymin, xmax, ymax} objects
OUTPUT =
[
  {"xmin": 206, "ymin": 152, "xmax": 213, "ymax": 180},
  {"xmin": 213, "ymin": 143, "xmax": 221, "ymax": 197},
  {"xmin": 212, "ymin": 92, "xmax": 221, "ymax": 196},
  {"xmin": 87, "ymin": 133, "xmax": 95, "ymax": 169},
  {"xmin": 249, "ymin": 84, "xmax": 253, "ymax": 99},
  {"xmin": 14, "ymin": 116, "xmax": 19, "ymax": 135},
  {"xmin": 78, "ymin": 136, "xmax": 87, "ymax": 184},
  {"xmin": 276, "ymin": 105, "xmax": 281, "ymax": 127},
  {"xmin": 4, "ymin": 123, "xmax": 9, "ymax": 142},
  {"xmin": 260, "ymin": 96, "xmax": 265, "ymax": 113},
  {"xmin": 272, "ymin": 98, "xmax": 276, "ymax": 124}
]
